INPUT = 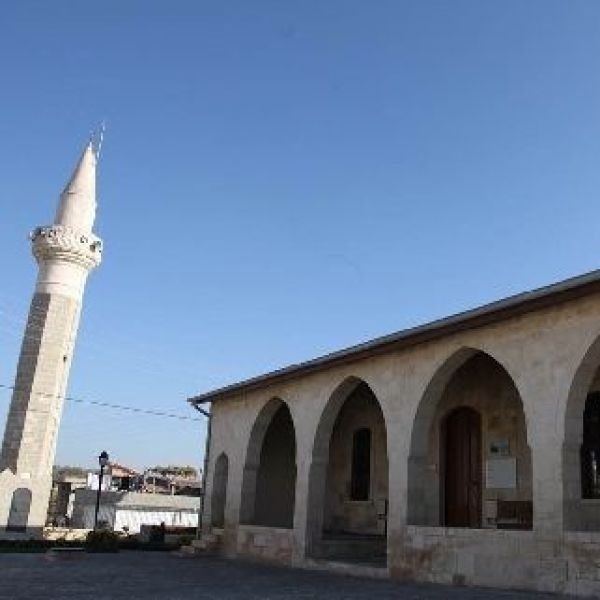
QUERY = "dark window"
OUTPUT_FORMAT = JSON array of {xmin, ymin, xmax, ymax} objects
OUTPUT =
[
  {"xmin": 351, "ymin": 428, "xmax": 371, "ymax": 500},
  {"xmin": 581, "ymin": 392, "xmax": 600, "ymax": 498}
]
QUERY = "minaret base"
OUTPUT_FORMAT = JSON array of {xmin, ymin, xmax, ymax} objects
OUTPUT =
[{"xmin": 0, "ymin": 469, "xmax": 51, "ymax": 539}]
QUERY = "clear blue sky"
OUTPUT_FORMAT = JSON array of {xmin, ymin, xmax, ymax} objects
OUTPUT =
[{"xmin": 1, "ymin": 1, "xmax": 599, "ymax": 470}]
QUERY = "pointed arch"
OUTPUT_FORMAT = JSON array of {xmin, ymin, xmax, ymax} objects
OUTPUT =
[
  {"xmin": 407, "ymin": 348, "xmax": 531, "ymax": 528},
  {"xmin": 240, "ymin": 398, "xmax": 297, "ymax": 528},
  {"xmin": 563, "ymin": 334, "xmax": 600, "ymax": 530},
  {"xmin": 211, "ymin": 453, "xmax": 229, "ymax": 528},
  {"xmin": 306, "ymin": 376, "xmax": 388, "ymax": 562},
  {"xmin": 7, "ymin": 488, "xmax": 32, "ymax": 532}
]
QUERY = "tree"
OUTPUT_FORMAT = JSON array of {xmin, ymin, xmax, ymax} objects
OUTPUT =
[{"xmin": 150, "ymin": 465, "xmax": 198, "ymax": 479}]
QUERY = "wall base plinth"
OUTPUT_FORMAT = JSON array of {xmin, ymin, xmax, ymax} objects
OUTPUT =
[{"xmin": 213, "ymin": 524, "xmax": 600, "ymax": 597}]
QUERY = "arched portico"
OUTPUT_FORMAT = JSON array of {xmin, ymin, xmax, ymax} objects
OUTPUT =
[
  {"xmin": 564, "ymin": 334, "xmax": 600, "ymax": 530},
  {"xmin": 407, "ymin": 348, "xmax": 532, "ymax": 529},
  {"xmin": 306, "ymin": 377, "xmax": 388, "ymax": 564},
  {"xmin": 239, "ymin": 398, "xmax": 297, "ymax": 528}
]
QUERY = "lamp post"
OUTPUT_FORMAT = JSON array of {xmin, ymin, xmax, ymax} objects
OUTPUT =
[{"xmin": 93, "ymin": 450, "xmax": 109, "ymax": 530}]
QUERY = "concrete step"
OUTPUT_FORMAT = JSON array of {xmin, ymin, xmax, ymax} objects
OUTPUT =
[
  {"xmin": 201, "ymin": 533, "xmax": 218, "ymax": 544},
  {"xmin": 183, "ymin": 533, "xmax": 222, "ymax": 556},
  {"xmin": 316, "ymin": 536, "xmax": 387, "ymax": 563}
]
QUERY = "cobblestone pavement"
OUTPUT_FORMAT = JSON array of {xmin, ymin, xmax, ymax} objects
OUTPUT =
[{"xmin": 0, "ymin": 551, "xmax": 575, "ymax": 600}]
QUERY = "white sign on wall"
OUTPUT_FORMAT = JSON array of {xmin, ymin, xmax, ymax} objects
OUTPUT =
[{"xmin": 486, "ymin": 457, "xmax": 517, "ymax": 489}]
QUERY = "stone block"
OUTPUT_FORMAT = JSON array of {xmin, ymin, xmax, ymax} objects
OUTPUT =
[
  {"xmin": 573, "ymin": 578, "xmax": 600, "ymax": 598},
  {"xmin": 455, "ymin": 551, "xmax": 475, "ymax": 578},
  {"xmin": 253, "ymin": 533, "xmax": 269, "ymax": 547}
]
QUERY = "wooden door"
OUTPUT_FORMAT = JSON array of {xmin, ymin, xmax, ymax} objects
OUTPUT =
[{"xmin": 443, "ymin": 407, "xmax": 481, "ymax": 527}]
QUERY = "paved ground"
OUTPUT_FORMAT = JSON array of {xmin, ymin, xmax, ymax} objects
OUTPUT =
[{"xmin": 0, "ymin": 551, "xmax": 575, "ymax": 600}]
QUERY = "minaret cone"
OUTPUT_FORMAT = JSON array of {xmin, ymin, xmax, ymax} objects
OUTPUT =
[{"xmin": 55, "ymin": 142, "xmax": 97, "ymax": 233}]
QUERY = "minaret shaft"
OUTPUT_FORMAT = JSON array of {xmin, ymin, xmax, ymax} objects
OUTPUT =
[
  {"xmin": 0, "ymin": 293, "xmax": 81, "ymax": 476},
  {"xmin": 0, "ymin": 142, "xmax": 102, "ymax": 538}
]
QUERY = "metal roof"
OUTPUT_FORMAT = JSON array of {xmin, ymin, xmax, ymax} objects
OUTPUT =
[{"xmin": 189, "ymin": 268, "xmax": 600, "ymax": 405}]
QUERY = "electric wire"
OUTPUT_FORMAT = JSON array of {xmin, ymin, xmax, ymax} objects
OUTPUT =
[
  {"xmin": 0, "ymin": 299, "xmax": 210, "ymax": 422},
  {"xmin": 0, "ymin": 383, "xmax": 203, "ymax": 423},
  {"xmin": 0, "ymin": 304, "xmax": 206, "ymax": 382},
  {"xmin": 0, "ymin": 300, "xmax": 212, "ymax": 390}
]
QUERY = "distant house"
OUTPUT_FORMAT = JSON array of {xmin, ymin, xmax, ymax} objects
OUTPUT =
[
  {"xmin": 140, "ymin": 470, "xmax": 202, "ymax": 496},
  {"xmin": 47, "ymin": 467, "xmax": 88, "ymax": 526},
  {"xmin": 48, "ymin": 461, "xmax": 201, "ymax": 530},
  {"xmin": 110, "ymin": 463, "xmax": 139, "ymax": 491},
  {"xmin": 70, "ymin": 489, "xmax": 199, "ymax": 533}
]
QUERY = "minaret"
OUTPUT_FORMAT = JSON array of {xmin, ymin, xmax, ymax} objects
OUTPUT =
[{"xmin": 0, "ymin": 141, "xmax": 103, "ymax": 537}]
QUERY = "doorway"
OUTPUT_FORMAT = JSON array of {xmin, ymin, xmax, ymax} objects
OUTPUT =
[{"xmin": 443, "ymin": 406, "xmax": 481, "ymax": 527}]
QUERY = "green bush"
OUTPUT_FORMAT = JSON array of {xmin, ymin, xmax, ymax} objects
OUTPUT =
[
  {"xmin": 118, "ymin": 538, "xmax": 171, "ymax": 551},
  {"xmin": 85, "ymin": 529, "xmax": 120, "ymax": 553}
]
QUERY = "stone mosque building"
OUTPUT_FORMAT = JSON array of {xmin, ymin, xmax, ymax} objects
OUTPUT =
[{"xmin": 192, "ymin": 269, "xmax": 600, "ymax": 596}]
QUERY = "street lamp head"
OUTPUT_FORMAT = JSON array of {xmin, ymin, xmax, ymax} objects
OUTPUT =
[{"xmin": 98, "ymin": 450, "xmax": 109, "ymax": 467}]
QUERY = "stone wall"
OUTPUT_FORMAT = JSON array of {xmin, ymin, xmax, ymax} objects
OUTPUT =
[
  {"xmin": 236, "ymin": 525, "xmax": 295, "ymax": 564},
  {"xmin": 43, "ymin": 527, "xmax": 89, "ymax": 541},
  {"xmin": 393, "ymin": 526, "xmax": 600, "ymax": 597},
  {"xmin": 563, "ymin": 532, "xmax": 600, "ymax": 596},
  {"xmin": 395, "ymin": 527, "xmax": 560, "ymax": 590}
]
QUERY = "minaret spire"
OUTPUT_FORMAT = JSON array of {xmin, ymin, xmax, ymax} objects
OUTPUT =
[
  {"xmin": 55, "ymin": 142, "xmax": 97, "ymax": 233},
  {"xmin": 0, "ymin": 138, "xmax": 104, "ymax": 538}
]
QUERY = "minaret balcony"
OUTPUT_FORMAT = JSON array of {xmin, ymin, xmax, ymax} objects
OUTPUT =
[{"xmin": 31, "ymin": 224, "xmax": 102, "ymax": 270}]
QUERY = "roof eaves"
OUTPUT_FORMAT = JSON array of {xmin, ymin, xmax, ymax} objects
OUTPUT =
[{"xmin": 188, "ymin": 268, "xmax": 600, "ymax": 406}]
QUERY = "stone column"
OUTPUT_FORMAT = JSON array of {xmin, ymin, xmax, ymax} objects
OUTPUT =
[{"xmin": 517, "ymin": 375, "xmax": 565, "ymax": 535}]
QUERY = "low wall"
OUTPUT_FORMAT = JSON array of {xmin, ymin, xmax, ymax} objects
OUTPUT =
[
  {"xmin": 563, "ymin": 532, "xmax": 600, "ymax": 596},
  {"xmin": 236, "ymin": 525, "xmax": 295, "ymax": 565},
  {"xmin": 218, "ymin": 524, "xmax": 600, "ymax": 596},
  {"xmin": 390, "ymin": 526, "xmax": 600, "ymax": 597},
  {"xmin": 43, "ymin": 527, "xmax": 89, "ymax": 542}
]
